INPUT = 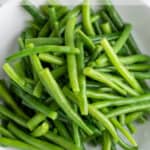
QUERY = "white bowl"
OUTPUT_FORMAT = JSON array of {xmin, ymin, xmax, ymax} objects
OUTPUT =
[{"xmin": 0, "ymin": 0, "xmax": 150, "ymax": 150}]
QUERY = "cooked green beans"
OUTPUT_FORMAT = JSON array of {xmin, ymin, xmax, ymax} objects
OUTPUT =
[{"xmin": 0, "ymin": 0, "xmax": 150, "ymax": 149}]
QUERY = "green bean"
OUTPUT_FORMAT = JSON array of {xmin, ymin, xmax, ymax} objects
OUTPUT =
[
  {"xmin": 59, "ymin": 5, "xmax": 80, "ymax": 28},
  {"xmin": 51, "ymin": 66, "xmax": 67, "ymax": 79},
  {"xmin": 18, "ymin": 37, "xmax": 25, "ymax": 49},
  {"xmin": 72, "ymin": 105, "xmax": 81, "ymax": 148},
  {"xmin": 56, "ymin": 6, "xmax": 69, "ymax": 19},
  {"xmin": 0, "ymin": 80, "xmax": 28, "ymax": 120},
  {"xmin": 39, "ymin": 53, "xmax": 64, "ymax": 65},
  {"xmin": 101, "ymin": 22, "xmax": 112, "ymax": 34},
  {"xmin": 0, "ymin": 137, "xmax": 40, "ymax": 150},
  {"xmin": 45, "ymin": 131, "xmax": 80, "ymax": 150},
  {"xmin": 102, "ymin": 131, "xmax": 111, "ymax": 150},
  {"xmin": 118, "ymin": 139, "xmax": 137, "ymax": 150},
  {"xmin": 119, "ymin": 114, "xmax": 125, "ymax": 125},
  {"xmin": 3, "ymin": 63, "xmax": 25, "ymax": 88},
  {"xmin": 25, "ymin": 37, "xmax": 63, "ymax": 46},
  {"xmin": 6, "ymin": 46, "xmax": 79, "ymax": 62},
  {"xmin": 22, "ymin": 0, "xmax": 46, "ymax": 24},
  {"xmin": 0, "ymin": 105, "xmax": 27, "ymax": 127},
  {"xmin": 86, "ymin": 89, "xmax": 121, "ymax": 100},
  {"xmin": 12, "ymin": 86, "xmax": 58, "ymax": 120},
  {"xmin": 126, "ymin": 64, "xmax": 150, "ymax": 71},
  {"xmin": 54, "ymin": 120, "xmax": 71, "ymax": 140},
  {"xmin": 39, "ymin": 68, "xmax": 93, "ymax": 135},
  {"xmin": 96, "ymin": 24, "xmax": 132, "ymax": 67},
  {"xmin": 31, "ymin": 121, "xmax": 50, "ymax": 137},
  {"xmin": 38, "ymin": 20, "xmax": 50, "ymax": 37},
  {"xmin": 120, "ymin": 54, "xmax": 150, "ymax": 65},
  {"xmin": 125, "ymin": 112, "xmax": 143, "ymax": 124},
  {"xmin": 0, "ymin": 126, "xmax": 15, "ymax": 138},
  {"xmin": 133, "ymin": 72, "xmax": 150, "ymax": 79},
  {"xmin": 13, "ymin": 60, "xmax": 25, "ymax": 77},
  {"xmin": 92, "ymin": 93, "xmax": 150, "ymax": 109},
  {"xmin": 82, "ymin": 0, "xmax": 95, "ymax": 36},
  {"xmin": 33, "ymin": 81, "xmax": 43, "ymax": 98},
  {"xmin": 107, "ymin": 101, "xmax": 150, "ymax": 118},
  {"xmin": 127, "ymin": 123, "xmax": 137, "ymax": 134},
  {"xmin": 93, "ymin": 17, "xmax": 102, "ymax": 35},
  {"xmin": 65, "ymin": 17, "xmax": 80, "ymax": 93},
  {"xmin": 101, "ymin": 38, "xmax": 143, "ymax": 93},
  {"xmin": 62, "ymin": 87, "xmax": 118, "ymax": 142},
  {"xmin": 8, "ymin": 123, "xmax": 63, "ymax": 150},
  {"xmin": 77, "ymin": 29, "xmax": 95, "ymax": 52},
  {"xmin": 48, "ymin": 7, "xmax": 57, "ymax": 28},
  {"xmin": 100, "ymin": 10, "xmax": 118, "ymax": 32},
  {"xmin": 97, "ymin": 72, "xmax": 139, "ymax": 96},
  {"xmin": 111, "ymin": 118, "xmax": 137, "ymax": 146},
  {"xmin": 84, "ymin": 67, "xmax": 127, "ymax": 95},
  {"xmin": 76, "ymin": 40, "xmax": 88, "ymax": 115},
  {"xmin": 88, "ymin": 105, "xmax": 119, "ymax": 142},
  {"xmin": 27, "ymin": 113, "xmax": 46, "ymax": 131}
]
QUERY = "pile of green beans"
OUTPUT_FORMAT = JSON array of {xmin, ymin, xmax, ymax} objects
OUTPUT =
[{"xmin": 0, "ymin": 0, "xmax": 150, "ymax": 150}]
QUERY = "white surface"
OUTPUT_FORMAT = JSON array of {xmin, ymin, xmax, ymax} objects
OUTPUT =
[{"xmin": 0, "ymin": 0, "xmax": 150, "ymax": 150}]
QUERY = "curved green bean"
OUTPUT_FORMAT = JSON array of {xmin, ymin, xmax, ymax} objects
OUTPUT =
[
  {"xmin": 6, "ymin": 46, "xmax": 80, "ymax": 62},
  {"xmin": 65, "ymin": 16, "xmax": 80, "ymax": 93},
  {"xmin": 39, "ymin": 68, "xmax": 93, "ymax": 135},
  {"xmin": 0, "ymin": 137, "xmax": 40, "ymax": 150},
  {"xmin": 101, "ymin": 38, "xmax": 143, "ymax": 94},
  {"xmin": 84, "ymin": 67, "xmax": 127, "ymax": 95},
  {"xmin": 82, "ymin": 0, "xmax": 95, "ymax": 36},
  {"xmin": 8, "ymin": 123, "xmax": 63, "ymax": 150}
]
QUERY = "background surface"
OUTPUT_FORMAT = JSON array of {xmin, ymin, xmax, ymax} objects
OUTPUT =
[{"xmin": 0, "ymin": 0, "xmax": 150, "ymax": 150}]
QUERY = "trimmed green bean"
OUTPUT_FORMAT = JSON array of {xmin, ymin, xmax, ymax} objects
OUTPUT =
[
  {"xmin": 8, "ymin": 123, "xmax": 63, "ymax": 150},
  {"xmin": 51, "ymin": 66, "xmax": 67, "ymax": 79},
  {"xmin": 39, "ymin": 53, "xmax": 64, "ymax": 65},
  {"xmin": 0, "ymin": 80, "xmax": 28, "ymax": 120},
  {"xmin": 0, "ymin": 126, "xmax": 15, "ymax": 138},
  {"xmin": 27, "ymin": 113, "xmax": 46, "ymax": 131},
  {"xmin": 77, "ymin": 29, "xmax": 95, "ymax": 52},
  {"xmin": 54, "ymin": 120, "xmax": 71, "ymax": 140},
  {"xmin": 25, "ymin": 37, "xmax": 63, "ymax": 46},
  {"xmin": 22, "ymin": 0, "xmax": 46, "ymax": 24},
  {"xmin": 65, "ymin": 16, "xmax": 80, "ymax": 93},
  {"xmin": 125, "ymin": 112, "xmax": 143, "ymax": 124},
  {"xmin": 72, "ymin": 105, "xmax": 81, "ymax": 148},
  {"xmin": 33, "ymin": 81, "xmax": 43, "ymax": 98},
  {"xmin": 0, "ymin": 137, "xmax": 40, "ymax": 150},
  {"xmin": 76, "ymin": 40, "xmax": 88, "ymax": 115},
  {"xmin": 6, "ymin": 46, "xmax": 80, "ymax": 62},
  {"xmin": 126, "ymin": 64, "xmax": 150, "ymax": 71},
  {"xmin": 3, "ymin": 63, "xmax": 25, "ymax": 88},
  {"xmin": 88, "ymin": 105, "xmax": 119, "ymax": 142},
  {"xmin": 92, "ymin": 93, "xmax": 150, "ymax": 109},
  {"xmin": 111, "ymin": 118, "xmax": 137, "ymax": 146},
  {"xmin": 0, "ymin": 105, "xmax": 27, "ymax": 127},
  {"xmin": 133, "ymin": 72, "xmax": 150, "ymax": 79},
  {"xmin": 82, "ymin": 0, "xmax": 95, "ymax": 36},
  {"xmin": 101, "ymin": 22, "xmax": 112, "ymax": 34},
  {"xmin": 12, "ymin": 86, "xmax": 58, "ymax": 120},
  {"xmin": 45, "ymin": 131, "xmax": 80, "ymax": 150},
  {"xmin": 31, "ymin": 121, "xmax": 50, "ymax": 137},
  {"xmin": 87, "ymin": 89, "xmax": 121, "ymax": 100},
  {"xmin": 101, "ymin": 38, "xmax": 143, "ymax": 93},
  {"xmin": 39, "ymin": 68, "xmax": 93, "ymax": 135},
  {"xmin": 84, "ymin": 67, "xmax": 127, "ymax": 95},
  {"xmin": 107, "ymin": 101, "xmax": 150, "ymax": 118},
  {"xmin": 102, "ymin": 131, "xmax": 111, "ymax": 150}
]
